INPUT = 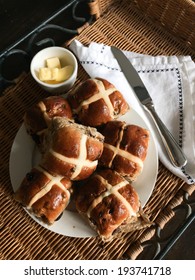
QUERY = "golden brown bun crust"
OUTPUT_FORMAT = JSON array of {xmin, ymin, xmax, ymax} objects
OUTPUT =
[
  {"xmin": 41, "ymin": 117, "xmax": 104, "ymax": 180},
  {"xmin": 14, "ymin": 166, "xmax": 72, "ymax": 224},
  {"xmin": 24, "ymin": 96, "xmax": 73, "ymax": 147},
  {"xmin": 67, "ymin": 78, "xmax": 129, "ymax": 126},
  {"xmin": 99, "ymin": 121, "xmax": 150, "ymax": 180},
  {"xmin": 74, "ymin": 169, "xmax": 140, "ymax": 241}
]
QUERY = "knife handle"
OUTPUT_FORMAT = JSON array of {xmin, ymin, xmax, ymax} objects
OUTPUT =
[{"xmin": 144, "ymin": 103, "xmax": 187, "ymax": 168}]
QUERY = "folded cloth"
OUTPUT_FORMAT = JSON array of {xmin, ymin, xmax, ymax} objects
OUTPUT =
[{"xmin": 69, "ymin": 40, "xmax": 195, "ymax": 184}]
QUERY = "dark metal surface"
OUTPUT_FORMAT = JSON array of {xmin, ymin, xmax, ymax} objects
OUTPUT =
[
  {"xmin": 123, "ymin": 188, "xmax": 195, "ymax": 260},
  {"xmin": 0, "ymin": 0, "xmax": 95, "ymax": 93}
]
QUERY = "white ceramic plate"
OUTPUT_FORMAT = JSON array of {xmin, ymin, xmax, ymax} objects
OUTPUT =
[{"xmin": 9, "ymin": 109, "xmax": 158, "ymax": 237}]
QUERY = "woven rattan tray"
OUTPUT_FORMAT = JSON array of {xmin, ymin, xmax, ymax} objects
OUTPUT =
[{"xmin": 0, "ymin": 0, "xmax": 195, "ymax": 259}]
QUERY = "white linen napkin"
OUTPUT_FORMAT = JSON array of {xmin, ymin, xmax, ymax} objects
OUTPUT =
[{"xmin": 69, "ymin": 39, "xmax": 195, "ymax": 184}]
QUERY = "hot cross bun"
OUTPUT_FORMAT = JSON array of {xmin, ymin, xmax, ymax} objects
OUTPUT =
[
  {"xmin": 41, "ymin": 117, "xmax": 104, "ymax": 180},
  {"xmin": 99, "ymin": 120, "xmax": 149, "ymax": 181},
  {"xmin": 14, "ymin": 165, "xmax": 72, "ymax": 224},
  {"xmin": 67, "ymin": 77, "xmax": 129, "ymax": 126},
  {"xmin": 74, "ymin": 169, "xmax": 149, "ymax": 242},
  {"xmin": 24, "ymin": 96, "xmax": 73, "ymax": 151}
]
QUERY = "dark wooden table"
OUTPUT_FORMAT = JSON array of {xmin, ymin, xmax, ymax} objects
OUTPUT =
[{"xmin": 0, "ymin": 0, "xmax": 194, "ymax": 260}]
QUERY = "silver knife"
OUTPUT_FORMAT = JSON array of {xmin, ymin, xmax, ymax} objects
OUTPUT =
[{"xmin": 111, "ymin": 46, "xmax": 187, "ymax": 168}]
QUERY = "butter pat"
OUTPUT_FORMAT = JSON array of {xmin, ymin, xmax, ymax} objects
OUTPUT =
[
  {"xmin": 39, "ymin": 68, "xmax": 53, "ymax": 81},
  {"xmin": 46, "ymin": 57, "xmax": 61, "ymax": 68},
  {"xmin": 39, "ymin": 66, "xmax": 73, "ymax": 82},
  {"xmin": 55, "ymin": 65, "xmax": 74, "ymax": 82},
  {"xmin": 39, "ymin": 68, "xmax": 59, "ymax": 81},
  {"xmin": 38, "ymin": 56, "xmax": 74, "ymax": 84}
]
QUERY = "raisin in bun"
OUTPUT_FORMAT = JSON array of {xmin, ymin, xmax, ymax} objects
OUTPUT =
[
  {"xmin": 24, "ymin": 96, "xmax": 73, "ymax": 150},
  {"xmin": 67, "ymin": 77, "xmax": 129, "ymax": 127},
  {"xmin": 99, "ymin": 121, "xmax": 149, "ymax": 181},
  {"xmin": 74, "ymin": 169, "xmax": 150, "ymax": 242},
  {"xmin": 14, "ymin": 166, "xmax": 72, "ymax": 224},
  {"xmin": 41, "ymin": 117, "xmax": 104, "ymax": 180}
]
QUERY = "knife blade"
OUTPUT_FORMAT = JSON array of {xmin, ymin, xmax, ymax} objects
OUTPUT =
[{"xmin": 111, "ymin": 46, "xmax": 187, "ymax": 168}]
